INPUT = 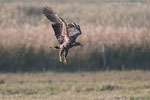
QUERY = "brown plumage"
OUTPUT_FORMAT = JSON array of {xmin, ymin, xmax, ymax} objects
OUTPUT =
[{"xmin": 43, "ymin": 6, "xmax": 83, "ymax": 64}]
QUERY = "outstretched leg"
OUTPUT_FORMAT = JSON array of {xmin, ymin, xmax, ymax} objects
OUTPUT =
[
  {"xmin": 64, "ymin": 49, "xmax": 68, "ymax": 65},
  {"xmin": 59, "ymin": 48, "xmax": 64, "ymax": 62}
]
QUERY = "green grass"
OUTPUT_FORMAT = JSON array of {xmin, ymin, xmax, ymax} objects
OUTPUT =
[{"xmin": 0, "ymin": 71, "xmax": 150, "ymax": 100}]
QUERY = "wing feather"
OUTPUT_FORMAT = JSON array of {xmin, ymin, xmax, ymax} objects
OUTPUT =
[
  {"xmin": 43, "ymin": 6, "xmax": 69, "ymax": 44},
  {"xmin": 67, "ymin": 24, "xmax": 82, "ymax": 41}
]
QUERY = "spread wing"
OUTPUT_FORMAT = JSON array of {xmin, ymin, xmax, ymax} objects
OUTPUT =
[
  {"xmin": 67, "ymin": 23, "xmax": 82, "ymax": 42},
  {"xmin": 43, "ymin": 6, "xmax": 69, "ymax": 44}
]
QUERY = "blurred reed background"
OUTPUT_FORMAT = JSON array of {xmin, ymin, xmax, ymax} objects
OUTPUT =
[{"xmin": 0, "ymin": 0, "xmax": 150, "ymax": 72}]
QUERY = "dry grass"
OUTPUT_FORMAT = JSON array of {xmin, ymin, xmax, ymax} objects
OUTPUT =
[
  {"xmin": 0, "ymin": 71, "xmax": 150, "ymax": 100},
  {"xmin": 0, "ymin": 1, "xmax": 150, "ymax": 99},
  {"xmin": 0, "ymin": 1, "xmax": 150, "ymax": 51},
  {"xmin": 0, "ymin": 0, "xmax": 150, "ymax": 70}
]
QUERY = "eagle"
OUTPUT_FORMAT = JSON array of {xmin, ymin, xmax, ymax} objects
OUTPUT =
[{"xmin": 43, "ymin": 6, "xmax": 83, "ymax": 64}]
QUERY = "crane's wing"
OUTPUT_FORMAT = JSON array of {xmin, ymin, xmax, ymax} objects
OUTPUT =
[
  {"xmin": 67, "ymin": 23, "xmax": 82, "ymax": 42},
  {"xmin": 43, "ymin": 6, "xmax": 69, "ymax": 44}
]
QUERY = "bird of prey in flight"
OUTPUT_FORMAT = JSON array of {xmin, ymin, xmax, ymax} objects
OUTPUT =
[{"xmin": 43, "ymin": 6, "xmax": 83, "ymax": 64}]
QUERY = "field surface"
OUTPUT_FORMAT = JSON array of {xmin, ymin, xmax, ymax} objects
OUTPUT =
[
  {"xmin": 0, "ymin": 71, "xmax": 150, "ymax": 100},
  {"xmin": 0, "ymin": 1, "xmax": 150, "ymax": 99}
]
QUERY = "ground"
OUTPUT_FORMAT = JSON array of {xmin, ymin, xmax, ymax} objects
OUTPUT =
[{"xmin": 0, "ymin": 71, "xmax": 150, "ymax": 100}]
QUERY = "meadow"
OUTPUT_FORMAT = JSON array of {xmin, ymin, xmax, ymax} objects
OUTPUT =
[
  {"xmin": 0, "ymin": 71, "xmax": 150, "ymax": 100},
  {"xmin": 0, "ymin": 0, "xmax": 150, "ymax": 100}
]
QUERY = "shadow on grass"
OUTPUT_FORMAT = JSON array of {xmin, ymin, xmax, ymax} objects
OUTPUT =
[{"xmin": 0, "ymin": 45, "xmax": 150, "ymax": 72}]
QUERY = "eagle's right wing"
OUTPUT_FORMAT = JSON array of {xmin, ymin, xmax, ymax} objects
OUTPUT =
[
  {"xmin": 43, "ymin": 6, "xmax": 68, "ymax": 44},
  {"xmin": 67, "ymin": 23, "xmax": 82, "ymax": 41}
]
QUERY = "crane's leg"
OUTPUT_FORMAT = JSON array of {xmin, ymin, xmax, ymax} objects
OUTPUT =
[
  {"xmin": 59, "ymin": 48, "xmax": 64, "ymax": 62},
  {"xmin": 64, "ymin": 49, "xmax": 68, "ymax": 65}
]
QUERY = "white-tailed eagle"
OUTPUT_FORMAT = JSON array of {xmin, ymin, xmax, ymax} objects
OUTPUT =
[{"xmin": 43, "ymin": 6, "xmax": 83, "ymax": 64}]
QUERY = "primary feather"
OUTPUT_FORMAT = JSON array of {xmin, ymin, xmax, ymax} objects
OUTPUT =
[{"xmin": 43, "ymin": 6, "xmax": 68, "ymax": 44}]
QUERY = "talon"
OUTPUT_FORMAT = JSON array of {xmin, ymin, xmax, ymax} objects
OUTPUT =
[
  {"xmin": 59, "ymin": 56, "xmax": 62, "ymax": 62},
  {"xmin": 64, "ymin": 58, "xmax": 67, "ymax": 65}
]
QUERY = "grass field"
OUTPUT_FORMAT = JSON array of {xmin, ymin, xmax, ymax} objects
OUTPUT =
[
  {"xmin": 0, "ymin": 71, "xmax": 150, "ymax": 100},
  {"xmin": 0, "ymin": 1, "xmax": 150, "ymax": 100}
]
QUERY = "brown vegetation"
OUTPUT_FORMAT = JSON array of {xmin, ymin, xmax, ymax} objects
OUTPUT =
[{"xmin": 0, "ymin": 0, "xmax": 150, "ymax": 70}]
